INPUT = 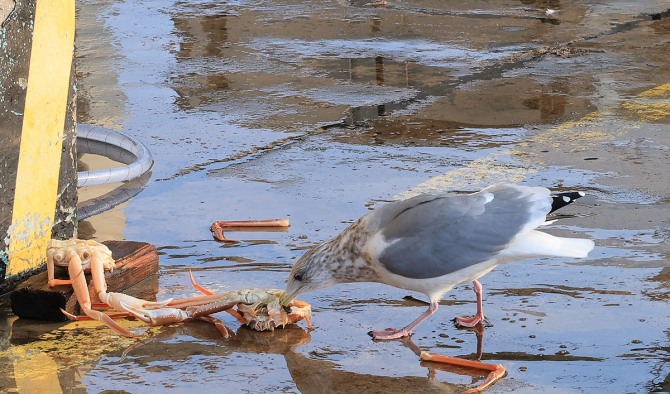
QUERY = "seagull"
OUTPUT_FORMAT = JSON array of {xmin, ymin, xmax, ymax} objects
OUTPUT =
[{"xmin": 281, "ymin": 184, "xmax": 594, "ymax": 340}]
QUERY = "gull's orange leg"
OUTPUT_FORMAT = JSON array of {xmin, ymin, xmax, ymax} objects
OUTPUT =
[{"xmin": 369, "ymin": 300, "xmax": 438, "ymax": 340}]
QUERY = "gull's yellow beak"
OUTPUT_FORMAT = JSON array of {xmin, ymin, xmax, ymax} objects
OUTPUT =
[{"xmin": 279, "ymin": 290, "xmax": 296, "ymax": 306}]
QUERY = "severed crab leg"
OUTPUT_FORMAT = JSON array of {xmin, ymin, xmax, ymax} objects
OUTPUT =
[
  {"xmin": 420, "ymin": 351, "xmax": 506, "ymax": 393},
  {"xmin": 210, "ymin": 218, "xmax": 290, "ymax": 242}
]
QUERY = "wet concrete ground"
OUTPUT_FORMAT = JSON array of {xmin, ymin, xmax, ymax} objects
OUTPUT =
[{"xmin": 2, "ymin": 1, "xmax": 670, "ymax": 392}]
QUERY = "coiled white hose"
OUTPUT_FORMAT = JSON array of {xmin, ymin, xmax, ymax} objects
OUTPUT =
[
  {"xmin": 77, "ymin": 124, "xmax": 153, "ymax": 187},
  {"xmin": 76, "ymin": 124, "xmax": 154, "ymax": 219}
]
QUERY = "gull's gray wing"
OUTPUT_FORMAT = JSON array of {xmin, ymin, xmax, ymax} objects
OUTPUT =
[{"xmin": 372, "ymin": 184, "xmax": 552, "ymax": 279}]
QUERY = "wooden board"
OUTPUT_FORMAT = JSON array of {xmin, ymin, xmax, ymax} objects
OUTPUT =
[{"xmin": 10, "ymin": 240, "xmax": 159, "ymax": 321}]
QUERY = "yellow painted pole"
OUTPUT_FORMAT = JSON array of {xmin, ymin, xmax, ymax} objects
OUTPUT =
[{"xmin": 7, "ymin": 0, "xmax": 75, "ymax": 276}]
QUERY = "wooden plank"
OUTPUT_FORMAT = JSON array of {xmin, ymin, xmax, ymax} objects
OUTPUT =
[{"xmin": 10, "ymin": 240, "xmax": 159, "ymax": 321}]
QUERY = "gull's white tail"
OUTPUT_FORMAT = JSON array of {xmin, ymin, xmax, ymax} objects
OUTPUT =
[{"xmin": 504, "ymin": 230, "xmax": 595, "ymax": 260}]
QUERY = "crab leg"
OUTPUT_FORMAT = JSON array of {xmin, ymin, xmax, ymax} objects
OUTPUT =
[
  {"xmin": 197, "ymin": 316, "xmax": 231, "ymax": 338},
  {"xmin": 420, "ymin": 351, "xmax": 506, "ymax": 393},
  {"xmin": 61, "ymin": 308, "xmax": 133, "ymax": 321},
  {"xmin": 61, "ymin": 251, "xmax": 139, "ymax": 337},
  {"xmin": 186, "ymin": 271, "xmax": 246, "ymax": 324},
  {"xmin": 210, "ymin": 218, "xmax": 289, "ymax": 242},
  {"xmin": 189, "ymin": 271, "xmax": 214, "ymax": 295},
  {"xmin": 88, "ymin": 244, "xmax": 173, "ymax": 312},
  {"xmin": 211, "ymin": 218, "xmax": 290, "ymax": 228},
  {"xmin": 55, "ymin": 243, "xmax": 172, "ymax": 336},
  {"xmin": 120, "ymin": 292, "xmax": 247, "ymax": 337},
  {"xmin": 47, "ymin": 246, "xmax": 77, "ymax": 287}
]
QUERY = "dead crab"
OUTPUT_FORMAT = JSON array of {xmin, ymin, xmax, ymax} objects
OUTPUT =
[
  {"xmin": 52, "ymin": 242, "xmax": 313, "ymax": 337},
  {"xmin": 47, "ymin": 238, "xmax": 171, "ymax": 337},
  {"xmin": 119, "ymin": 272, "xmax": 313, "ymax": 338},
  {"xmin": 51, "ymin": 237, "xmax": 312, "ymax": 338}
]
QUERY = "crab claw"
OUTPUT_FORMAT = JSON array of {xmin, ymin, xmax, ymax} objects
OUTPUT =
[
  {"xmin": 120, "ymin": 302, "xmax": 233, "ymax": 338},
  {"xmin": 287, "ymin": 300, "xmax": 313, "ymax": 330},
  {"xmin": 120, "ymin": 302, "xmax": 191, "ymax": 326},
  {"xmin": 420, "ymin": 351, "xmax": 506, "ymax": 393}
]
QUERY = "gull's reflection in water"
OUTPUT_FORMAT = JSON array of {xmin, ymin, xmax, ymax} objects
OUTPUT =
[
  {"xmin": 122, "ymin": 319, "xmax": 496, "ymax": 392},
  {"xmin": 2, "ymin": 310, "xmax": 498, "ymax": 393},
  {"xmin": 284, "ymin": 324, "xmax": 496, "ymax": 394}
]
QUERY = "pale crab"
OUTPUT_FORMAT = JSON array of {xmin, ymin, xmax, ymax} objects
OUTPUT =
[
  {"xmin": 47, "ymin": 238, "xmax": 171, "ymax": 337},
  {"xmin": 51, "ymin": 239, "xmax": 312, "ymax": 337}
]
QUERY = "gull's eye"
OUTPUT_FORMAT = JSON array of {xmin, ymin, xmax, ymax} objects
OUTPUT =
[{"xmin": 294, "ymin": 273, "xmax": 303, "ymax": 281}]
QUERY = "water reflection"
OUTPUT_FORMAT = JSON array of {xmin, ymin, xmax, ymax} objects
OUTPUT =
[
  {"xmin": 57, "ymin": 0, "xmax": 670, "ymax": 392},
  {"xmin": 171, "ymin": 11, "xmax": 231, "ymax": 109},
  {"xmin": 0, "ymin": 315, "xmax": 487, "ymax": 393},
  {"xmin": 0, "ymin": 295, "xmax": 504, "ymax": 393},
  {"xmin": 520, "ymin": 0, "xmax": 562, "ymax": 25},
  {"xmin": 165, "ymin": 0, "xmax": 593, "ymax": 137},
  {"xmin": 286, "ymin": 350, "xmax": 460, "ymax": 394},
  {"xmin": 350, "ymin": 73, "xmax": 593, "ymax": 148}
]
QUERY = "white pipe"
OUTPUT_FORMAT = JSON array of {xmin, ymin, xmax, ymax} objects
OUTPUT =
[
  {"xmin": 77, "ymin": 124, "xmax": 154, "ymax": 187},
  {"xmin": 78, "ymin": 172, "xmax": 150, "ymax": 220}
]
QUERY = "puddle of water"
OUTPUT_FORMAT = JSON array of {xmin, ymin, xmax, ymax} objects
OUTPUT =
[{"xmin": 3, "ymin": 0, "xmax": 670, "ymax": 393}]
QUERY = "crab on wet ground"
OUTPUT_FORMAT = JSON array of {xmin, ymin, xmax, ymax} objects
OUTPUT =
[
  {"xmin": 50, "ymin": 239, "xmax": 312, "ymax": 337},
  {"xmin": 47, "ymin": 238, "xmax": 171, "ymax": 337},
  {"xmin": 120, "ymin": 272, "xmax": 313, "ymax": 338}
]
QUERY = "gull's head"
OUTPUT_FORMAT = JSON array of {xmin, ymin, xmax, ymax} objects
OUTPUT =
[{"xmin": 281, "ymin": 243, "xmax": 338, "ymax": 306}]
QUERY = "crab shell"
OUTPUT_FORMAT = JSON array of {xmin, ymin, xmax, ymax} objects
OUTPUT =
[
  {"xmin": 48, "ymin": 239, "xmax": 115, "ymax": 272},
  {"xmin": 237, "ymin": 298, "xmax": 312, "ymax": 332}
]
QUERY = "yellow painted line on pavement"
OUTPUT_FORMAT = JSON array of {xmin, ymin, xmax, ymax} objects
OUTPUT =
[
  {"xmin": 7, "ymin": 0, "xmax": 75, "ymax": 276},
  {"xmin": 619, "ymin": 101, "xmax": 670, "ymax": 122},
  {"xmin": 397, "ymin": 82, "xmax": 670, "ymax": 199},
  {"xmin": 638, "ymin": 82, "xmax": 670, "ymax": 99}
]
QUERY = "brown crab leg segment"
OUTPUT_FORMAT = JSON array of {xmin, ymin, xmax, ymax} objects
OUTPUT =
[
  {"xmin": 127, "ymin": 293, "xmax": 247, "ymax": 327},
  {"xmin": 187, "ymin": 271, "xmax": 247, "ymax": 324},
  {"xmin": 197, "ymin": 316, "xmax": 231, "ymax": 338},
  {"xmin": 420, "ymin": 351, "xmax": 506, "ymax": 393},
  {"xmin": 180, "ymin": 297, "xmax": 245, "ymax": 319}
]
